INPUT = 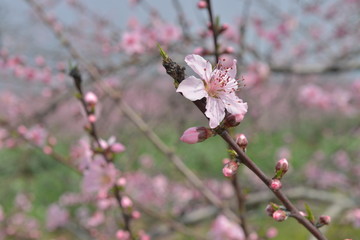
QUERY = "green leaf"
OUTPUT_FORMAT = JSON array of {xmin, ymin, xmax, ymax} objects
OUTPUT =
[
  {"xmin": 157, "ymin": 44, "xmax": 168, "ymax": 60},
  {"xmin": 274, "ymin": 169, "xmax": 284, "ymax": 179},
  {"xmin": 270, "ymin": 202, "xmax": 280, "ymax": 210},
  {"xmin": 304, "ymin": 203, "xmax": 315, "ymax": 224}
]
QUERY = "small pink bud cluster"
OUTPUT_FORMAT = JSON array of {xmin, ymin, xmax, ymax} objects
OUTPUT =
[
  {"xmin": 222, "ymin": 160, "xmax": 239, "ymax": 178},
  {"xmin": 180, "ymin": 127, "xmax": 213, "ymax": 144},
  {"xmin": 270, "ymin": 158, "xmax": 289, "ymax": 191},
  {"xmin": 265, "ymin": 203, "xmax": 277, "ymax": 217},
  {"xmin": 266, "ymin": 203, "xmax": 289, "ymax": 222},
  {"xmin": 236, "ymin": 133, "xmax": 248, "ymax": 151},
  {"xmin": 84, "ymin": 92, "xmax": 98, "ymax": 123},
  {"xmin": 98, "ymin": 137, "xmax": 126, "ymax": 160}
]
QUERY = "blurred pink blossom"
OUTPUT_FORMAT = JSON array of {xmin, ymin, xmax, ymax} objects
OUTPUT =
[
  {"xmin": 46, "ymin": 204, "xmax": 69, "ymax": 231},
  {"xmin": 87, "ymin": 211, "xmax": 105, "ymax": 227},
  {"xmin": 82, "ymin": 157, "xmax": 119, "ymax": 195},
  {"xmin": 121, "ymin": 31, "xmax": 145, "ymax": 55},
  {"xmin": 208, "ymin": 215, "xmax": 245, "ymax": 240}
]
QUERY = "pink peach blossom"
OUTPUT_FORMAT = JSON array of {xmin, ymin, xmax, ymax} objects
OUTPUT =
[{"xmin": 176, "ymin": 54, "xmax": 248, "ymax": 128}]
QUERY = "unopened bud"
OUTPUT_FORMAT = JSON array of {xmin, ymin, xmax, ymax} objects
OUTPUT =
[
  {"xmin": 117, "ymin": 177, "xmax": 127, "ymax": 187},
  {"xmin": 223, "ymin": 113, "xmax": 244, "ymax": 128},
  {"xmin": 180, "ymin": 127, "xmax": 213, "ymax": 144},
  {"xmin": 132, "ymin": 210, "xmax": 141, "ymax": 219},
  {"xmin": 116, "ymin": 230, "xmax": 130, "ymax": 240},
  {"xmin": 272, "ymin": 210, "xmax": 288, "ymax": 222},
  {"xmin": 270, "ymin": 179, "xmax": 282, "ymax": 191},
  {"xmin": 222, "ymin": 161, "xmax": 239, "ymax": 177},
  {"xmin": 197, "ymin": 1, "xmax": 207, "ymax": 9},
  {"xmin": 88, "ymin": 114, "xmax": 97, "ymax": 123},
  {"xmin": 84, "ymin": 92, "xmax": 98, "ymax": 106},
  {"xmin": 317, "ymin": 215, "xmax": 331, "ymax": 227},
  {"xmin": 275, "ymin": 158, "xmax": 289, "ymax": 178},
  {"xmin": 121, "ymin": 196, "xmax": 133, "ymax": 208},
  {"xmin": 265, "ymin": 203, "xmax": 277, "ymax": 217},
  {"xmin": 275, "ymin": 158, "xmax": 289, "ymax": 173},
  {"xmin": 236, "ymin": 133, "xmax": 248, "ymax": 151},
  {"xmin": 111, "ymin": 143, "xmax": 126, "ymax": 153}
]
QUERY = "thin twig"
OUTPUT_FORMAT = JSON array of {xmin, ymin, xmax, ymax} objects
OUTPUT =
[
  {"xmin": 205, "ymin": 0, "xmax": 220, "ymax": 63},
  {"xmin": 68, "ymin": 67, "xmax": 134, "ymax": 239}
]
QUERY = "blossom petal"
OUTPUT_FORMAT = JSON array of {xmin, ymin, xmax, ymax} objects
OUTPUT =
[
  {"xmin": 185, "ymin": 54, "xmax": 212, "ymax": 81},
  {"xmin": 205, "ymin": 97, "xmax": 226, "ymax": 128},
  {"xmin": 227, "ymin": 59, "xmax": 237, "ymax": 79},
  {"xmin": 176, "ymin": 76, "xmax": 207, "ymax": 101},
  {"xmin": 222, "ymin": 94, "xmax": 248, "ymax": 115}
]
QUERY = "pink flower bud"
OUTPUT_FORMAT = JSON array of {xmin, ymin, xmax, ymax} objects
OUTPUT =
[
  {"xmin": 116, "ymin": 230, "xmax": 130, "ymax": 240},
  {"xmin": 132, "ymin": 210, "xmax": 141, "ymax": 219},
  {"xmin": 270, "ymin": 179, "xmax": 282, "ymax": 191},
  {"xmin": 43, "ymin": 146, "xmax": 53, "ymax": 155},
  {"xmin": 197, "ymin": 1, "xmax": 207, "ymax": 8},
  {"xmin": 275, "ymin": 158, "xmax": 289, "ymax": 173},
  {"xmin": 111, "ymin": 143, "xmax": 126, "ymax": 153},
  {"xmin": 265, "ymin": 203, "xmax": 277, "ymax": 217},
  {"xmin": 180, "ymin": 127, "xmax": 212, "ymax": 144},
  {"xmin": 222, "ymin": 161, "xmax": 239, "ymax": 178},
  {"xmin": 84, "ymin": 92, "xmax": 98, "ymax": 106},
  {"xmin": 121, "ymin": 196, "xmax": 133, "ymax": 208},
  {"xmin": 88, "ymin": 114, "xmax": 97, "ymax": 123},
  {"xmin": 223, "ymin": 113, "xmax": 245, "ymax": 128},
  {"xmin": 17, "ymin": 125, "xmax": 28, "ymax": 135},
  {"xmin": 266, "ymin": 227, "xmax": 278, "ymax": 238},
  {"xmin": 117, "ymin": 177, "xmax": 127, "ymax": 187},
  {"xmin": 319, "ymin": 215, "xmax": 331, "ymax": 225},
  {"xmin": 272, "ymin": 210, "xmax": 288, "ymax": 222},
  {"xmin": 236, "ymin": 133, "xmax": 248, "ymax": 151}
]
